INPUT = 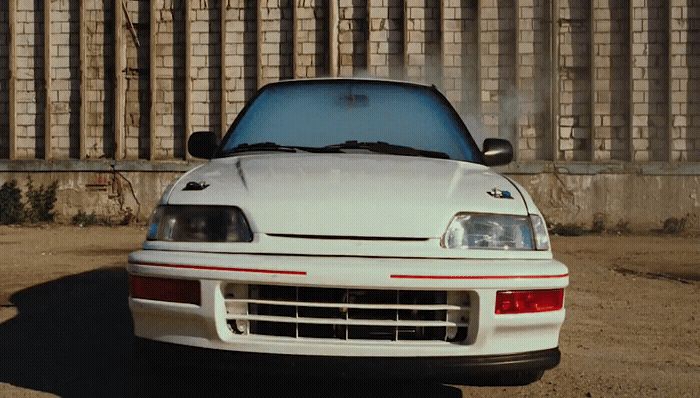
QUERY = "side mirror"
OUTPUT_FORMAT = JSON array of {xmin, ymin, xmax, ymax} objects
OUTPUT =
[
  {"xmin": 482, "ymin": 138, "xmax": 513, "ymax": 166},
  {"xmin": 188, "ymin": 131, "xmax": 219, "ymax": 159}
]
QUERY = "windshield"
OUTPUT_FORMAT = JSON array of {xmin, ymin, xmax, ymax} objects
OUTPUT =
[{"xmin": 218, "ymin": 80, "xmax": 482, "ymax": 162}]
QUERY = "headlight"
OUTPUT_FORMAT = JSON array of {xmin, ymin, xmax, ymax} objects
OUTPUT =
[
  {"xmin": 443, "ymin": 213, "xmax": 535, "ymax": 250},
  {"xmin": 146, "ymin": 205, "xmax": 253, "ymax": 242},
  {"xmin": 529, "ymin": 214, "xmax": 550, "ymax": 250}
]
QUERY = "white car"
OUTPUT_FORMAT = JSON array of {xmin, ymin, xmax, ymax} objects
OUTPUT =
[{"xmin": 128, "ymin": 78, "xmax": 568, "ymax": 386}]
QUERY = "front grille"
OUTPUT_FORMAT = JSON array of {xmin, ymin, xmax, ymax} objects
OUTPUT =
[{"xmin": 224, "ymin": 284, "xmax": 471, "ymax": 343}]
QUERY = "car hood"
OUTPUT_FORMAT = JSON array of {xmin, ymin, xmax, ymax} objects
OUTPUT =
[{"xmin": 167, "ymin": 154, "xmax": 528, "ymax": 238}]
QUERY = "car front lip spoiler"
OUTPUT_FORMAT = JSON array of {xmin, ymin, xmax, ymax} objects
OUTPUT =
[{"xmin": 135, "ymin": 337, "xmax": 560, "ymax": 383}]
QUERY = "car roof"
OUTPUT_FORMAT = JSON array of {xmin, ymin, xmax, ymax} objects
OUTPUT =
[{"xmin": 259, "ymin": 77, "xmax": 435, "ymax": 91}]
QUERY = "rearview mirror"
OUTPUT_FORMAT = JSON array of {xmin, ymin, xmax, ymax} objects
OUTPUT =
[
  {"xmin": 482, "ymin": 138, "xmax": 513, "ymax": 166},
  {"xmin": 188, "ymin": 131, "xmax": 219, "ymax": 159}
]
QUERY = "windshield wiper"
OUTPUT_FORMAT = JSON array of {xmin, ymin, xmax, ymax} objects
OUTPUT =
[
  {"xmin": 220, "ymin": 142, "xmax": 341, "ymax": 156},
  {"xmin": 322, "ymin": 141, "xmax": 451, "ymax": 159}
]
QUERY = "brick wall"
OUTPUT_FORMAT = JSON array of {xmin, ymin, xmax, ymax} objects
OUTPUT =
[
  {"xmin": 85, "ymin": 0, "xmax": 115, "ymax": 159},
  {"xmin": 367, "ymin": 0, "xmax": 403, "ymax": 78},
  {"xmin": 124, "ymin": 0, "xmax": 149, "ymax": 159},
  {"xmin": 224, "ymin": 0, "xmax": 258, "ymax": 122},
  {"xmin": 49, "ymin": 0, "xmax": 79, "ymax": 159},
  {"xmin": 592, "ymin": 0, "xmax": 630, "ymax": 161},
  {"xmin": 152, "ymin": 0, "xmax": 184, "ymax": 159},
  {"xmin": 442, "ymin": 0, "xmax": 476, "ymax": 119},
  {"xmin": 189, "ymin": 1, "xmax": 221, "ymax": 140},
  {"xmin": 480, "ymin": 0, "xmax": 517, "ymax": 141},
  {"xmin": 295, "ymin": 0, "xmax": 327, "ymax": 78},
  {"xmin": 15, "ymin": 0, "xmax": 44, "ymax": 159},
  {"xmin": 631, "ymin": 0, "xmax": 669, "ymax": 161},
  {"xmin": 338, "ymin": 0, "xmax": 367, "ymax": 76},
  {"xmin": 0, "ymin": 0, "xmax": 698, "ymax": 163},
  {"xmin": 259, "ymin": 0, "xmax": 293, "ymax": 85},
  {"xmin": 558, "ymin": 0, "xmax": 591, "ymax": 160},
  {"xmin": 687, "ymin": 0, "xmax": 700, "ymax": 161},
  {"xmin": 517, "ymin": 0, "xmax": 551, "ymax": 160}
]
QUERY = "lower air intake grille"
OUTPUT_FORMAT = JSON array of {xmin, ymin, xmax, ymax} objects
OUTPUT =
[{"xmin": 224, "ymin": 284, "xmax": 471, "ymax": 343}]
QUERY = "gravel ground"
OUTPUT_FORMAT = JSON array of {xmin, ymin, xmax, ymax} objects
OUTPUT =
[{"xmin": 0, "ymin": 226, "xmax": 698, "ymax": 397}]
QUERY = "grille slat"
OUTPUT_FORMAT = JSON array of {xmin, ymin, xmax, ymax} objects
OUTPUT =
[
  {"xmin": 224, "ymin": 285, "xmax": 471, "ymax": 343},
  {"xmin": 227, "ymin": 314, "xmax": 468, "ymax": 327},
  {"xmin": 226, "ymin": 298, "xmax": 465, "ymax": 311}
]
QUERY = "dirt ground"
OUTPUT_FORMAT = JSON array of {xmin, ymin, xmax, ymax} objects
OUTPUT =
[{"xmin": 0, "ymin": 226, "xmax": 698, "ymax": 397}]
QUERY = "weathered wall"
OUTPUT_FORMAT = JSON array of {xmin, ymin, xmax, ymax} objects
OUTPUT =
[
  {"xmin": 0, "ymin": 0, "xmax": 697, "ymax": 162},
  {"xmin": 0, "ymin": 163, "xmax": 697, "ymax": 231}
]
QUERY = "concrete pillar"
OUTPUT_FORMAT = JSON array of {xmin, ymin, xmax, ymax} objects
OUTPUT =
[
  {"xmin": 184, "ymin": 1, "xmax": 192, "ymax": 159},
  {"xmin": 80, "ymin": 0, "xmax": 87, "ymax": 159},
  {"xmin": 8, "ymin": 0, "xmax": 16, "ymax": 160},
  {"xmin": 329, "ymin": 0, "xmax": 339, "ymax": 77},
  {"xmin": 221, "ymin": 0, "xmax": 228, "ymax": 138},
  {"xmin": 115, "ymin": 0, "xmax": 126, "ymax": 160},
  {"xmin": 148, "ymin": 0, "xmax": 157, "ymax": 160},
  {"xmin": 44, "ymin": 0, "xmax": 51, "ymax": 159}
]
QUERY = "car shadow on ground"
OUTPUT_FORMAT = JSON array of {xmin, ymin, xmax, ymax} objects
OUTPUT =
[{"xmin": 0, "ymin": 268, "xmax": 463, "ymax": 398}]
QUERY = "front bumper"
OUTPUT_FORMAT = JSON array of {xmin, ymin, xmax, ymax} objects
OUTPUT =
[
  {"xmin": 135, "ymin": 337, "xmax": 560, "ymax": 383},
  {"xmin": 128, "ymin": 249, "xmax": 568, "ymax": 358}
]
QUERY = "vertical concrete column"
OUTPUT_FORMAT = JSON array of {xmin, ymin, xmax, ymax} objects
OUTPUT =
[
  {"xmin": 550, "ymin": 0, "xmax": 559, "ymax": 160},
  {"xmin": 589, "ymin": 0, "xmax": 595, "ymax": 160},
  {"xmin": 115, "ymin": 0, "xmax": 126, "ymax": 160},
  {"xmin": 148, "ymin": 0, "xmax": 157, "ymax": 160},
  {"xmin": 256, "ymin": 0, "xmax": 263, "ymax": 88},
  {"xmin": 513, "ymin": 0, "xmax": 520, "ymax": 161},
  {"xmin": 43, "ymin": 0, "xmax": 51, "ymax": 159},
  {"xmin": 8, "ymin": 0, "xmax": 16, "ymax": 160},
  {"xmin": 329, "ymin": 0, "xmax": 339, "ymax": 77},
  {"xmin": 184, "ymin": 1, "xmax": 192, "ymax": 159},
  {"xmin": 221, "ymin": 0, "xmax": 228, "ymax": 138},
  {"xmin": 630, "ymin": 0, "xmax": 670, "ymax": 161},
  {"xmin": 80, "ymin": 0, "xmax": 88, "ymax": 159},
  {"xmin": 291, "ymin": 0, "xmax": 299, "ymax": 78}
]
